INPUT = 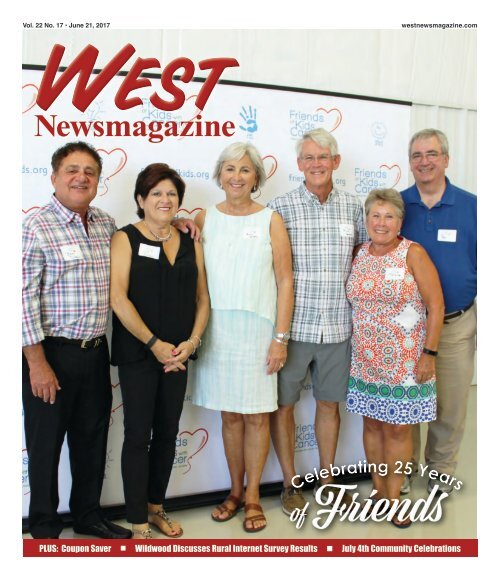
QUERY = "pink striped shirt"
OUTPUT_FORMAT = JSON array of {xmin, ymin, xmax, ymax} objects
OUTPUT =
[{"xmin": 22, "ymin": 195, "xmax": 116, "ymax": 346}]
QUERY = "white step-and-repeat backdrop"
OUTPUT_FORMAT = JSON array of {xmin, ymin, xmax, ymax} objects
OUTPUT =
[{"xmin": 22, "ymin": 53, "xmax": 410, "ymax": 516}]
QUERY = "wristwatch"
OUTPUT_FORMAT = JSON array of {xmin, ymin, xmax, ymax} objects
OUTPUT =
[{"xmin": 273, "ymin": 331, "xmax": 290, "ymax": 344}]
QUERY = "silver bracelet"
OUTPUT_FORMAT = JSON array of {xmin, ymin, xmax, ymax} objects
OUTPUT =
[{"xmin": 186, "ymin": 338, "xmax": 197, "ymax": 353}]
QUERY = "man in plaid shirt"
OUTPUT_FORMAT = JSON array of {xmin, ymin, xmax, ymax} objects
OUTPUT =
[
  {"xmin": 22, "ymin": 142, "xmax": 131, "ymax": 539},
  {"xmin": 268, "ymin": 129, "xmax": 367, "ymax": 515}
]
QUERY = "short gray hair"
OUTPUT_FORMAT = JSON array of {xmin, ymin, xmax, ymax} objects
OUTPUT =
[
  {"xmin": 365, "ymin": 188, "xmax": 405, "ymax": 220},
  {"xmin": 213, "ymin": 142, "xmax": 267, "ymax": 189},
  {"xmin": 408, "ymin": 128, "xmax": 449, "ymax": 157},
  {"xmin": 296, "ymin": 128, "xmax": 339, "ymax": 158}
]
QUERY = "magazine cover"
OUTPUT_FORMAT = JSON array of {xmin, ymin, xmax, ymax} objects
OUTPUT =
[{"xmin": 17, "ymin": 9, "xmax": 481, "ymax": 574}]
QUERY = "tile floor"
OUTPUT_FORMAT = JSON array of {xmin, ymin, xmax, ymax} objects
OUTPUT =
[{"xmin": 25, "ymin": 386, "xmax": 476, "ymax": 542}]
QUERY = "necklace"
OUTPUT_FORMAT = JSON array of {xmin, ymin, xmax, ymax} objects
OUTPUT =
[{"xmin": 144, "ymin": 222, "xmax": 172, "ymax": 242}]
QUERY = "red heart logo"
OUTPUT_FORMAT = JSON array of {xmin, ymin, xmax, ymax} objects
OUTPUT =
[
  {"xmin": 180, "ymin": 94, "xmax": 201, "ymax": 119},
  {"xmin": 22, "ymin": 206, "xmax": 40, "ymax": 215},
  {"xmin": 177, "ymin": 94, "xmax": 202, "ymax": 141},
  {"xmin": 109, "ymin": 402, "xmax": 124, "ymax": 427},
  {"xmin": 379, "ymin": 164, "xmax": 402, "ymax": 188},
  {"xmin": 97, "ymin": 148, "xmax": 128, "ymax": 196},
  {"xmin": 315, "ymin": 107, "xmax": 342, "ymax": 132},
  {"xmin": 177, "ymin": 427, "xmax": 209, "ymax": 474},
  {"xmin": 177, "ymin": 207, "xmax": 203, "ymax": 216},
  {"xmin": 109, "ymin": 382, "xmax": 123, "ymax": 426},
  {"xmin": 23, "ymin": 84, "xmax": 38, "ymax": 114},
  {"xmin": 263, "ymin": 154, "xmax": 278, "ymax": 179}
]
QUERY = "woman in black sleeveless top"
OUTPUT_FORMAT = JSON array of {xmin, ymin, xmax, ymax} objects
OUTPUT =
[{"xmin": 110, "ymin": 164, "xmax": 209, "ymax": 539}]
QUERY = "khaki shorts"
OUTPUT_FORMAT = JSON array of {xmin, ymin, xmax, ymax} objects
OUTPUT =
[{"xmin": 278, "ymin": 338, "xmax": 351, "ymax": 405}]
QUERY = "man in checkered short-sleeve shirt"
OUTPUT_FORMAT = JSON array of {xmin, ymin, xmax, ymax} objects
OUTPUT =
[
  {"xmin": 22, "ymin": 142, "xmax": 131, "ymax": 540},
  {"xmin": 268, "ymin": 128, "xmax": 368, "ymax": 515}
]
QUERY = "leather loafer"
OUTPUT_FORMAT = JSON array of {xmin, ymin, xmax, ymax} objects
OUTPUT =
[
  {"xmin": 103, "ymin": 519, "xmax": 133, "ymax": 537},
  {"xmin": 73, "ymin": 519, "xmax": 132, "ymax": 539}
]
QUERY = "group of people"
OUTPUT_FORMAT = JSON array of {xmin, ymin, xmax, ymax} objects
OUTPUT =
[{"xmin": 22, "ymin": 127, "xmax": 476, "ymax": 538}]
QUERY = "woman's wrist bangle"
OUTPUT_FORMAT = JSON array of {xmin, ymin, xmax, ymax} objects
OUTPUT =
[
  {"xmin": 422, "ymin": 347, "xmax": 438, "ymax": 357},
  {"xmin": 145, "ymin": 335, "xmax": 158, "ymax": 350},
  {"xmin": 187, "ymin": 336, "xmax": 200, "ymax": 361}
]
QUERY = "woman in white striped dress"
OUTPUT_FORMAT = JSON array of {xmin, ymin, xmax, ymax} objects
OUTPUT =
[{"xmin": 192, "ymin": 142, "xmax": 293, "ymax": 532}]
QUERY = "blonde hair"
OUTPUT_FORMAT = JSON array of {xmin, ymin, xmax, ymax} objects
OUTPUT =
[
  {"xmin": 213, "ymin": 142, "xmax": 266, "ymax": 189},
  {"xmin": 365, "ymin": 188, "xmax": 405, "ymax": 219}
]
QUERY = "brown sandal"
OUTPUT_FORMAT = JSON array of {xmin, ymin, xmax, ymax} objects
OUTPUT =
[
  {"xmin": 211, "ymin": 495, "xmax": 244, "ymax": 523},
  {"xmin": 390, "ymin": 503, "xmax": 412, "ymax": 529},
  {"xmin": 366, "ymin": 495, "xmax": 391, "ymax": 517},
  {"xmin": 243, "ymin": 503, "xmax": 267, "ymax": 533}
]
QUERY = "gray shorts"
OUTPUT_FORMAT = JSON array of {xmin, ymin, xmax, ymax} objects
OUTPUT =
[{"xmin": 278, "ymin": 338, "xmax": 351, "ymax": 406}]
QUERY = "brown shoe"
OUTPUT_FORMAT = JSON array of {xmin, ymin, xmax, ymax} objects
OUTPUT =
[
  {"xmin": 211, "ymin": 494, "xmax": 244, "ymax": 523},
  {"xmin": 280, "ymin": 486, "xmax": 306, "ymax": 515},
  {"xmin": 390, "ymin": 504, "xmax": 412, "ymax": 529},
  {"xmin": 243, "ymin": 503, "xmax": 267, "ymax": 533}
]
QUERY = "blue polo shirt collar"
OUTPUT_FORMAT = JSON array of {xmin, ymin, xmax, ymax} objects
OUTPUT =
[{"xmin": 408, "ymin": 177, "xmax": 456, "ymax": 208}]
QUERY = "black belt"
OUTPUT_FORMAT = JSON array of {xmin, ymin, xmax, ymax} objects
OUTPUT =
[
  {"xmin": 44, "ymin": 335, "xmax": 105, "ymax": 349},
  {"xmin": 444, "ymin": 301, "xmax": 475, "ymax": 323}
]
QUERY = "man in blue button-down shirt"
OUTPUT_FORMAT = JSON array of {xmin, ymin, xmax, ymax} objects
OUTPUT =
[{"xmin": 400, "ymin": 129, "xmax": 477, "ymax": 494}]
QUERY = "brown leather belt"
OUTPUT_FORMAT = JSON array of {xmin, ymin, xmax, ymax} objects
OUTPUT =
[{"xmin": 444, "ymin": 301, "xmax": 475, "ymax": 323}]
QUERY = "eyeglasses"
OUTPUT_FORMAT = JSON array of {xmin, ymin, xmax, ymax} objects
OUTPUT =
[
  {"xmin": 410, "ymin": 151, "xmax": 444, "ymax": 162},
  {"xmin": 300, "ymin": 154, "xmax": 335, "ymax": 164}
]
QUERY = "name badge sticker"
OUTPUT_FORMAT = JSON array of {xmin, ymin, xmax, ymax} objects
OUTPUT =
[
  {"xmin": 339, "ymin": 224, "xmax": 354, "ymax": 238},
  {"xmin": 385, "ymin": 267, "xmax": 405, "ymax": 281},
  {"xmin": 243, "ymin": 228, "xmax": 260, "ymax": 240},
  {"xmin": 138, "ymin": 243, "xmax": 161, "ymax": 259},
  {"xmin": 60, "ymin": 244, "xmax": 83, "ymax": 261},
  {"xmin": 437, "ymin": 229, "xmax": 457, "ymax": 243}
]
